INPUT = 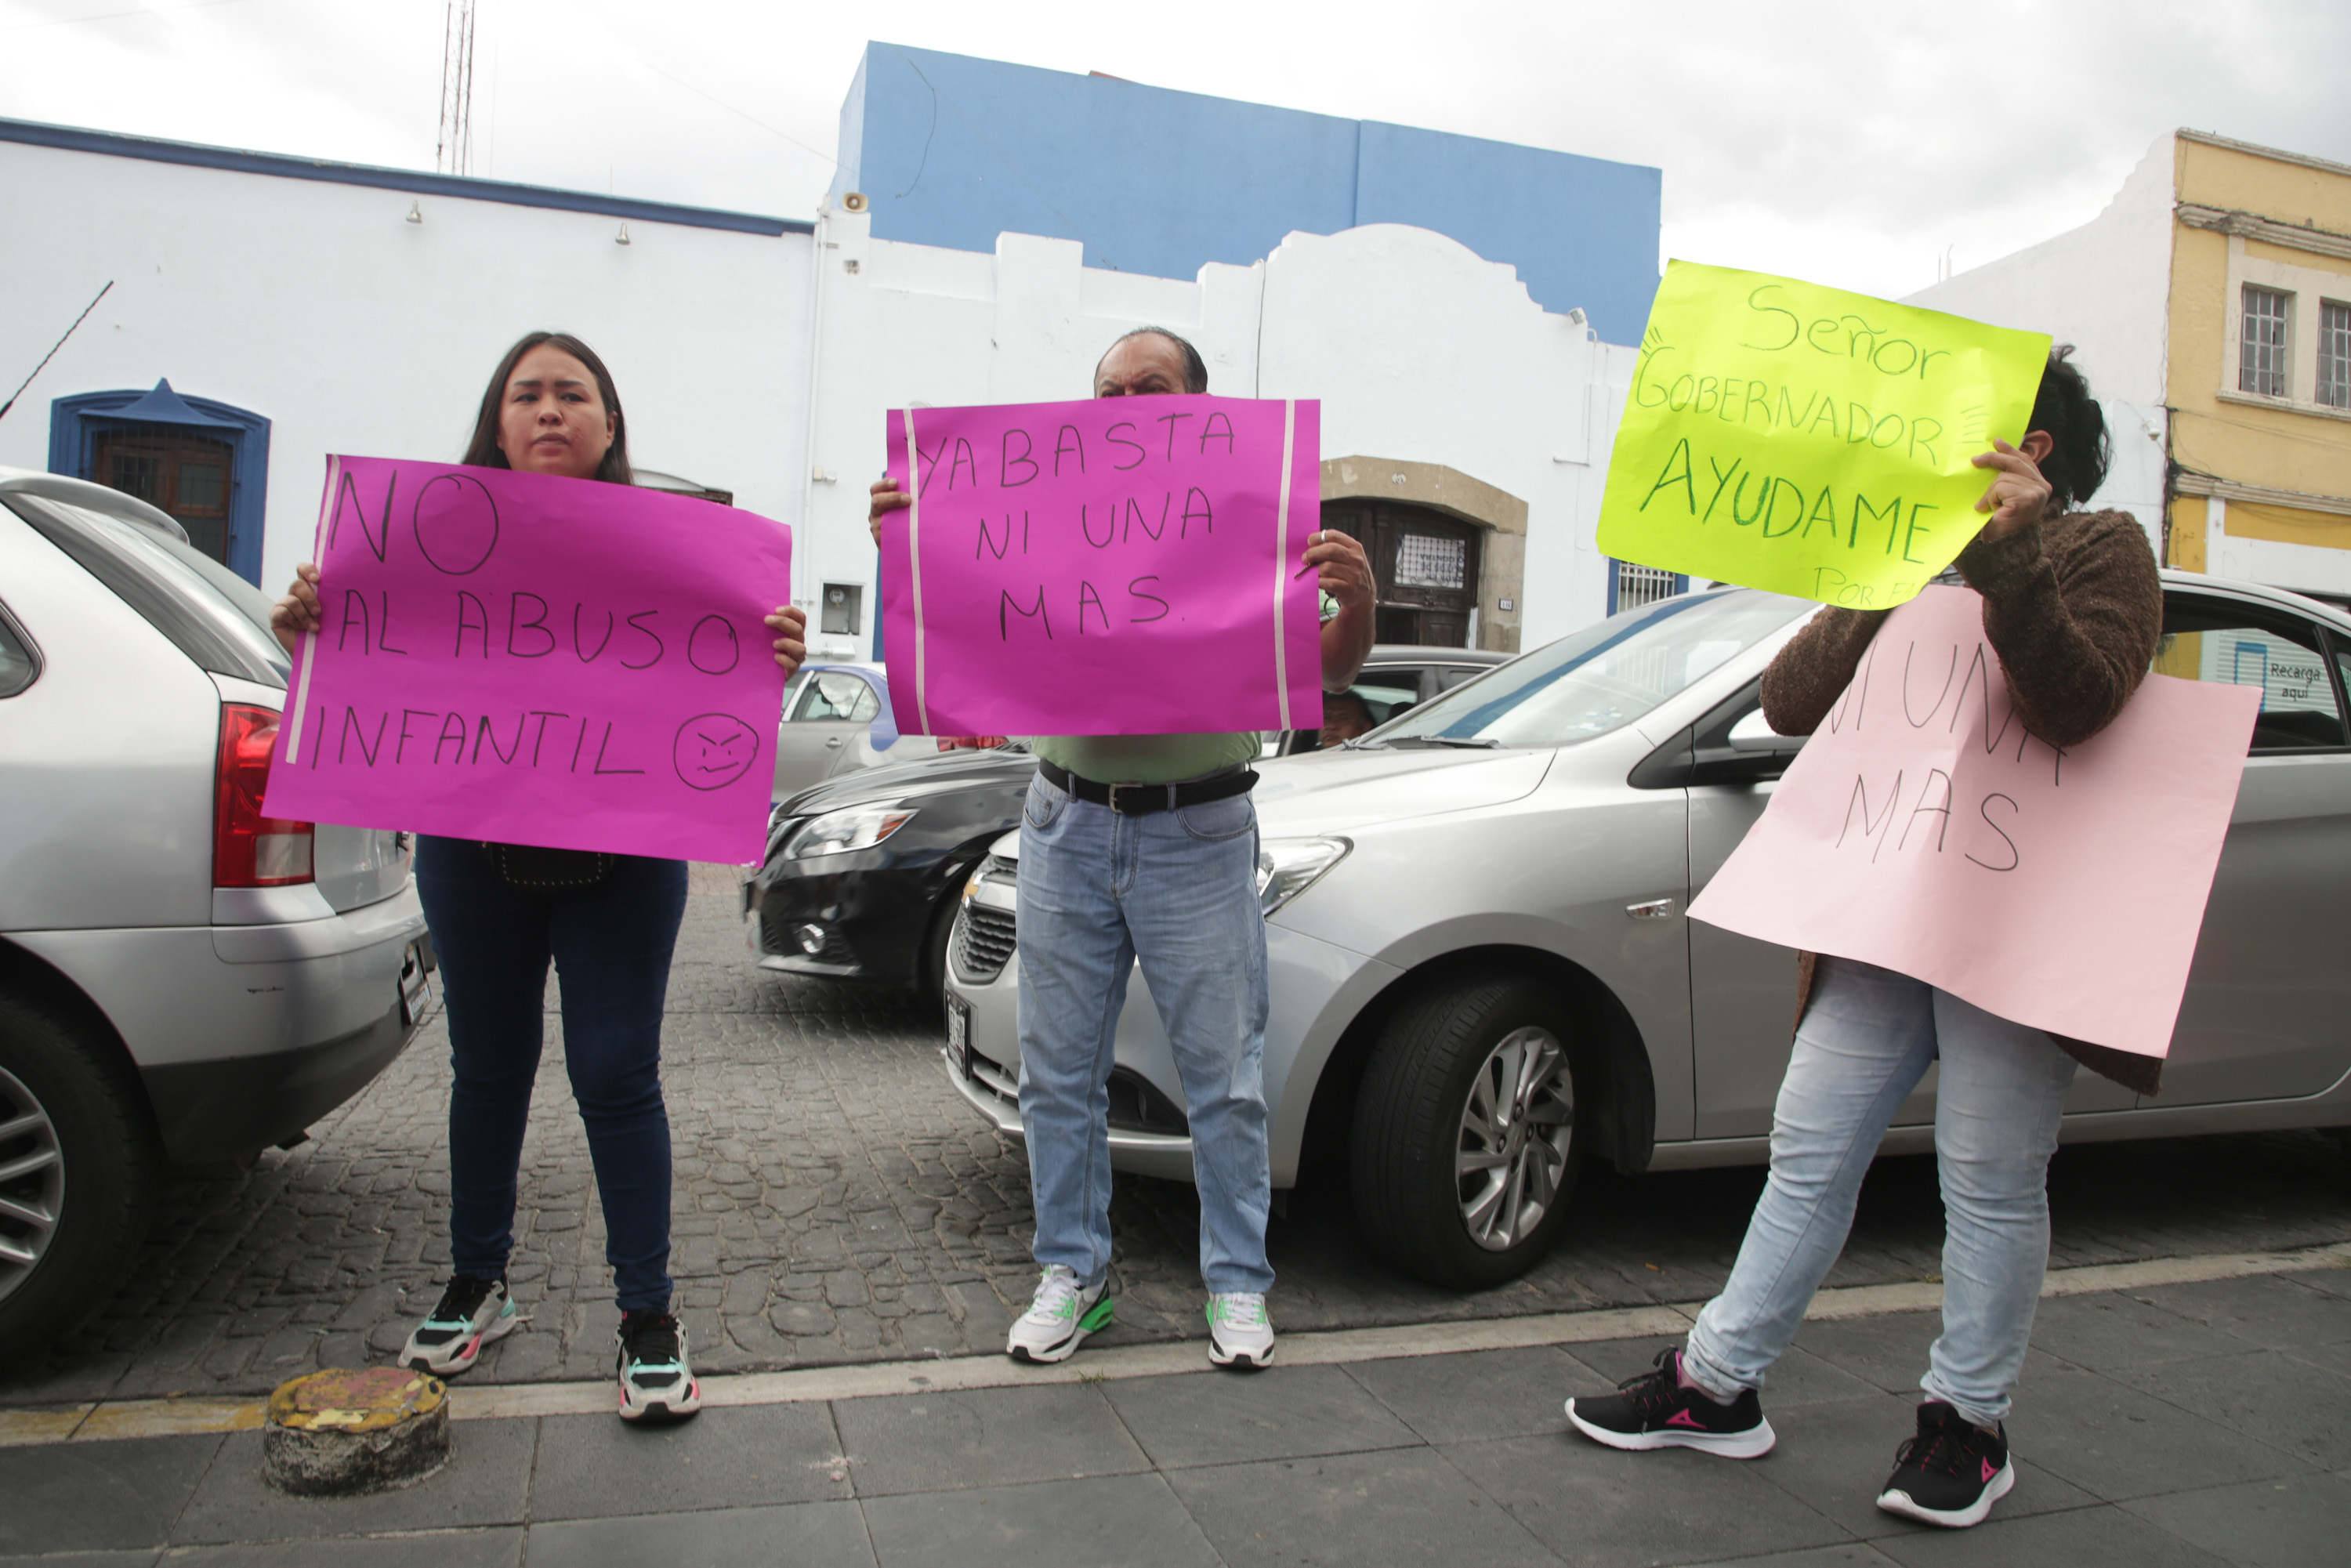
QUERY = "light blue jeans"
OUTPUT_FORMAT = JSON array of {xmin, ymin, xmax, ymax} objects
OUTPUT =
[
  {"xmin": 1683, "ymin": 957, "xmax": 2078, "ymax": 1428},
  {"xmin": 1014, "ymin": 770, "xmax": 1275, "ymax": 1295}
]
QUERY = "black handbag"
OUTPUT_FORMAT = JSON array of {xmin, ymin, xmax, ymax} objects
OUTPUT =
[{"xmin": 482, "ymin": 842, "xmax": 614, "ymax": 889}]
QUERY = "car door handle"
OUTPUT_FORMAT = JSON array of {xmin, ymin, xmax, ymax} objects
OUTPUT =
[{"xmin": 824, "ymin": 737, "xmax": 845, "ymax": 748}]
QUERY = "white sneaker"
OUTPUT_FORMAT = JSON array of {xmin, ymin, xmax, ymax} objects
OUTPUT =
[
  {"xmin": 615, "ymin": 1310, "xmax": 701, "ymax": 1422},
  {"xmin": 1205, "ymin": 1292, "xmax": 1274, "ymax": 1370},
  {"xmin": 400, "ymin": 1275, "xmax": 518, "ymax": 1376},
  {"xmin": 1006, "ymin": 1265, "xmax": 1113, "ymax": 1363}
]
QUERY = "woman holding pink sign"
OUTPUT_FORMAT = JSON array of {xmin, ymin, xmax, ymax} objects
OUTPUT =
[
  {"xmin": 1566, "ymin": 352, "xmax": 2165, "ymax": 1530},
  {"xmin": 270, "ymin": 332, "xmax": 808, "ymax": 1422}
]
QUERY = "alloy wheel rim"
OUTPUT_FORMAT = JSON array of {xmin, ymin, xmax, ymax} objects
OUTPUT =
[
  {"xmin": 1455, "ymin": 1026, "xmax": 1574, "ymax": 1252},
  {"xmin": 0, "ymin": 1064, "xmax": 63, "ymax": 1305}
]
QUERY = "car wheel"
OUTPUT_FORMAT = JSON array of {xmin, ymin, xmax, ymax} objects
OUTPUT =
[
  {"xmin": 0, "ymin": 991, "xmax": 160, "ymax": 1351},
  {"xmin": 918, "ymin": 887, "xmax": 962, "ymax": 1020},
  {"xmin": 1349, "ymin": 972, "xmax": 1584, "ymax": 1289}
]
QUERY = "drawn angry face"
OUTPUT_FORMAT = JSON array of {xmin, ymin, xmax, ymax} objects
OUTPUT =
[{"xmin": 672, "ymin": 713, "xmax": 760, "ymax": 791}]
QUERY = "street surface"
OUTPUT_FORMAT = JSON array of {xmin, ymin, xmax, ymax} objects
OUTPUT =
[{"xmin": 6, "ymin": 866, "xmax": 2351, "ymax": 1410}]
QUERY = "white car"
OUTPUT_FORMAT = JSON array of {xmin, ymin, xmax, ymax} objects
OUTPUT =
[
  {"xmin": 941, "ymin": 578, "xmax": 2351, "ymax": 1289},
  {"xmin": 1, "ymin": 469, "xmax": 431, "ymax": 1349}
]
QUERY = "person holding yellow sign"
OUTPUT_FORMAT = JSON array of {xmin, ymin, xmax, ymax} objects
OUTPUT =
[{"xmin": 1568, "ymin": 349, "xmax": 2165, "ymax": 1533}]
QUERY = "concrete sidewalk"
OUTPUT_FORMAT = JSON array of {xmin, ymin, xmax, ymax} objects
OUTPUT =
[{"xmin": 5, "ymin": 1253, "xmax": 2346, "ymax": 1566}]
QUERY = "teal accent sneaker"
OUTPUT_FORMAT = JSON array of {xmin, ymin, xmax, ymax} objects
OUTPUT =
[
  {"xmin": 400, "ymin": 1275, "xmax": 517, "ymax": 1377},
  {"xmin": 1006, "ymin": 1265, "xmax": 1114, "ymax": 1363},
  {"xmin": 616, "ymin": 1309, "xmax": 701, "ymax": 1422},
  {"xmin": 1205, "ymin": 1291, "xmax": 1274, "ymax": 1370}
]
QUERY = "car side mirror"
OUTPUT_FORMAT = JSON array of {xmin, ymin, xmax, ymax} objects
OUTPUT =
[{"xmin": 1726, "ymin": 708, "xmax": 1804, "ymax": 755}]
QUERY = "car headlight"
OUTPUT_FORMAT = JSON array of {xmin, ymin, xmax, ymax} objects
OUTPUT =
[
  {"xmin": 1256, "ymin": 836, "xmax": 1349, "ymax": 917},
  {"xmin": 783, "ymin": 806, "xmax": 918, "ymax": 859}
]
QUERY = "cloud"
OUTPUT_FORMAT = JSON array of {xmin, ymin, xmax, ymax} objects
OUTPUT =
[{"xmin": 3, "ymin": 0, "xmax": 2344, "ymax": 302}]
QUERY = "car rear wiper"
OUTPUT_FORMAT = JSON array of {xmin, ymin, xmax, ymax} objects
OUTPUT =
[{"xmin": 1375, "ymin": 735, "xmax": 1502, "ymax": 749}]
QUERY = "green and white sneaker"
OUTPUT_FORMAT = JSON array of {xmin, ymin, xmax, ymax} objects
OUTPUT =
[
  {"xmin": 400, "ymin": 1275, "xmax": 518, "ymax": 1377},
  {"xmin": 1006, "ymin": 1265, "xmax": 1113, "ymax": 1363},
  {"xmin": 616, "ymin": 1309, "xmax": 701, "ymax": 1422},
  {"xmin": 1205, "ymin": 1292, "xmax": 1274, "ymax": 1370}
]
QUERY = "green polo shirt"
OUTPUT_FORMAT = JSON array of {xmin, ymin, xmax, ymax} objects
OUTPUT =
[{"xmin": 1030, "ymin": 731, "xmax": 1262, "ymax": 786}]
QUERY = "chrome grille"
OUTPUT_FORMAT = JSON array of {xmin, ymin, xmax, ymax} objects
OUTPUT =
[{"xmin": 953, "ymin": 904, "xmax": 1017, "ymax": 983}]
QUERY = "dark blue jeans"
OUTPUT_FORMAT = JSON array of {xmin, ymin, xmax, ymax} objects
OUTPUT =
[{"xmin": 415, "ymin": 836, "xmax": 687, "ymax": 1313}]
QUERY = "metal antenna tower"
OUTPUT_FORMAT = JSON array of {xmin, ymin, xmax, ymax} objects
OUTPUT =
[{"xmin": 436, "ymin": 1, "xmax": 477, "ymax": 176}]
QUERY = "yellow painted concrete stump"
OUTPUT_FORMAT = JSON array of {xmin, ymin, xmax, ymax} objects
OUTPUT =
[{"xmin": 262, "ymin": 1368, "xmax": 449, "ymax": 1497}]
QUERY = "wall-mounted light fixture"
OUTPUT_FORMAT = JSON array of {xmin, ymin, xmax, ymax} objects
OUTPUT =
[
  {"xmin": 615, "ymin": 223, "xmax": 632, "ymax": 246},
  {"xmin": 405, "ymin": 201, "xmax": 423, "ymax": 224}
]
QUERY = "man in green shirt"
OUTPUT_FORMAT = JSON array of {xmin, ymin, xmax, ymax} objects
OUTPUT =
[{"xmin": 869, "ymin": 326, "xmax": 1372, "ymax": 1367}]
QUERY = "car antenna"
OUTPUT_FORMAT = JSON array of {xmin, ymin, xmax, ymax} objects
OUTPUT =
[{"xmin": 0, "ymin": 281, "xmax": 113, "ymax": 427}]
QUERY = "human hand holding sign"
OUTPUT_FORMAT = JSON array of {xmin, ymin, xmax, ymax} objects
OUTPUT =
[{"xmin": 1970, "ymin": 433, "xmax": 2056, "ymax": 545}]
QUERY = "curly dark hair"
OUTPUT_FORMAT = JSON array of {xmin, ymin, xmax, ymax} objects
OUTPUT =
[
  {"xmin": 2028, "ymin": 346, "xmax": 2108, "ymax": 512},
  {"xmin": 460, "ymin": 331, "xmax": 633, "ymax": 484}
]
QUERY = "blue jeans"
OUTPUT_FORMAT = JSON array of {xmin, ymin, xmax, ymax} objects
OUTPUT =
[
  {"xmin": 1684, "ymin": 958, "xmax": 2078, "ymax": 1428},
  {"xmin": 414, "ymin": 837, "xmax": 686, "ymax": 1314},
  {"xmin": 1014, "ymin": 773, "xmax": 1274, "ymax": 1295}
]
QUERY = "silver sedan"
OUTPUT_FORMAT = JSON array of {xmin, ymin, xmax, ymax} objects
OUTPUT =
[{"xmin": 940, "ymin": 574, "xmax": 2351, "ymax": 1288}]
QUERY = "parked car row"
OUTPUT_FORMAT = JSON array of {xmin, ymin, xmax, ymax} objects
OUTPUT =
[
  {"xmin": 742, "ymin": 647, "xmax": 1509, "ymax": 1001},
  {"xmin": 937, "ymin": 575, "xmax": 2351, "ymax": 1289},
  {"xmin": 0, "ymin": 468, "xmax": 437, "ymax": 1350}
]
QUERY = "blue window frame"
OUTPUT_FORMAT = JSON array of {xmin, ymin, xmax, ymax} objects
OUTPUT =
[{"xmin": 48, "ymin": 381, "xmax": 270, "ymax": 586}]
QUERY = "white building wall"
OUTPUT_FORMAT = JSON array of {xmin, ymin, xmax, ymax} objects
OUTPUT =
[
  {"xmin": 0, "ymin": 142, "xmax": 814, "ymax": 605},
  {"xmin": 1902, "ymin": 136, "xmax": 2177, "ymax": 407},
  {"xmin": 800, "ymin": 211, "xmax": 1627, "ymax": 660}
]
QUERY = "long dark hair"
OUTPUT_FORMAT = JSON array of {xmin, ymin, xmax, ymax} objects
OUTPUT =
[
  {"xmin": 461, "ymin": 331, "xmax": 633, "ymax": 484},
  {"xmin": 2029, "ymin": 346, "xmax": 2108, "ymax": 512}
]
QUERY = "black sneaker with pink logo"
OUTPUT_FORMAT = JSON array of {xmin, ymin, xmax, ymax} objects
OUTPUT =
[
  {"xmin": 1876, "ymin": 1401, "xmax": 2014, "ymax": 1528},
  {"xmin": 1564, "ymin": 1347, "xmax": 1777, "ymax": 1459}
]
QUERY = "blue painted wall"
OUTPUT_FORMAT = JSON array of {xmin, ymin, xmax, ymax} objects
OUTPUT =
[{"xmin": 831, "ymin": 45, "xmax": 1661, "ymax": 345}]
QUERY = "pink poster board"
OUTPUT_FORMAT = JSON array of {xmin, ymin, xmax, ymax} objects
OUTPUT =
[
  {"xmin": 263, "ymin": 455, "xmax": 792, "ymax": 864},
  {"xmin": 1687, "ymin": 586, "xmax": 2259, "ymax": 1057},
  {"xmin": 879, "ymin": 395, "xmax": 1324, "ymax": 737}
]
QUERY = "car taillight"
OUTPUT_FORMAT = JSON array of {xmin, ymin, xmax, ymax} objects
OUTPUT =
[{"xmin": 216, "ymin": 704, "xmax": 313, "ymax": 888}]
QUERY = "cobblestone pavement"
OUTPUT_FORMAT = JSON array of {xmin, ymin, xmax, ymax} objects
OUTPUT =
[{"xmin": 8, "ymin": 866, "xmax": 2351, "ymax": 1407}]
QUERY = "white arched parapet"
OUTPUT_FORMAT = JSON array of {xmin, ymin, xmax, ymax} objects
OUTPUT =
[{"xmin": 1258, "ymin": 222, "xmax": 1618, "ymax": 645}]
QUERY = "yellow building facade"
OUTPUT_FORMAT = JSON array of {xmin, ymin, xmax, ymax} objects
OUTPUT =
[
  {"xmin": 2165, "ymin": 132, "xmax": 2351, "ymax": 582},
  {"xmin": 1908, "ymin": 130, "xmax": 2351, "ymax": 599}
]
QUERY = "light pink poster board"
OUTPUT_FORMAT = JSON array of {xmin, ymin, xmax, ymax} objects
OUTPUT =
[
  {"xmin": 1687, "ymin": 585, "xmax": 2258, "ymax": 1057},
  {"xmin": 879, "ymin": 395, "xmax": 1324, "ymax": 737},
  {"xmin": 263, "ymin": 455, "xmax": 792, "ymax": 864}
]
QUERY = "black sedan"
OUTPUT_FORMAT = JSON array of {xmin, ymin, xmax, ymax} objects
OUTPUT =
[{"xmin": 743, "ymin": 646, "xmax": 1510, "ymax": 1004}]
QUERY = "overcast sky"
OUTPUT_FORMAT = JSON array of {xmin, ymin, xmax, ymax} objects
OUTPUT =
[{"xmin": 5, "ymin": 0, "xmax": 2346, "ymax": 313}]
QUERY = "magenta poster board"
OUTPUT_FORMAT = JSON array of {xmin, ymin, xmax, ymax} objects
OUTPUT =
[
  {"xmin": 263, "ymin": 455, "xmax": 792, "ymax": 864},
  {"xmin": 879, "ymin": 395, "xmax": 1324, "ymax": 737},
  {"xmin": 1688, "ymin": 586, "xmax": 2258, "ymax": 1057}
]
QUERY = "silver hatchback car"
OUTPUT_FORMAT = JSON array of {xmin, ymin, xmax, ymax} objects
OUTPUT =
[
  {"xmin": 942, "ymin": 573, "xmax": 2351, "ymax": 1288},
  {"xmin": 0, "ymin": 469, "xmax": 432, "ymax": 1349}
]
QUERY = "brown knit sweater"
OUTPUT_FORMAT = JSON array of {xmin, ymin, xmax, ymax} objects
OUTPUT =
[{"xmin": 1760, "ymin": 509, "xmax": 2168, "ymax": 1094}]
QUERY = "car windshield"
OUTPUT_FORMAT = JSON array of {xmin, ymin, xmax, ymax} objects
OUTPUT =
[{"xmin": 1367, "ymin": 590, "xmax": 1813, "ymax": 750}]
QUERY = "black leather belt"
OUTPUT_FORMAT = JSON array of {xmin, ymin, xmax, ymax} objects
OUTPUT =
[{"xmin": 1038, "ymin": 760, "xmax": 1256, "ymax": 816}]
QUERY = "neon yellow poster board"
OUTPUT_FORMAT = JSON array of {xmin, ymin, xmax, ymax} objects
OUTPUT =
[{"xmin": 1596, "ymin": 261, "xmax": 2052, "ymax": 609}]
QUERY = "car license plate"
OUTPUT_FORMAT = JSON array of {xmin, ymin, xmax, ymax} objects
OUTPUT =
[
  {"xmin": 945, "ymin": 994, "xmax": 971, "ymax": 1076},
  {"xmin": 399, "ymin": 938, "xmax": 434, "ymax": 1026}
]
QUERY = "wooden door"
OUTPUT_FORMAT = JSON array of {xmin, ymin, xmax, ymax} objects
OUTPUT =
[{"xmin": 1320, "ymin": 502, "xmax": 1482, "ymax": 648}]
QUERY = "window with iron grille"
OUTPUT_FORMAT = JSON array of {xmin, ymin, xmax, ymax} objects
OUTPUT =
[
  {"xmin": 2241, "ymin": 286, "xmax": 2292, "ymax": 397},
  {"xmin": 2318, "ymin": 300, "xmax": 2351, "ymax": 410},
  {"xmin": 1610, "ymin": 560, "xmax": 1686, "ymax": 614}
]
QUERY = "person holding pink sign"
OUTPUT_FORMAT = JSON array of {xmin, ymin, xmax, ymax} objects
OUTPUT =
[
  {"xmin": 270, "ymin": 332, "xmax": 808, "ymax": 1422},
  {"xmin": 1567, "ymin": 353, "xmax": 2164, "ymax": 1529},
  {"xmin": 871, "ymin": 328, "xmax": 1374, "ymax": 1368}
]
